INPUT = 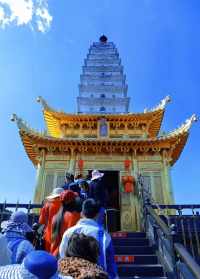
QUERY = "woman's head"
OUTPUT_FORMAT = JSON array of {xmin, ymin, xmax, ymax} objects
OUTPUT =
[
  {"xmin": 10, "ymin": 211, "xmax": 28, "ymax": 224},
  {"xmin": 52, "ymin": 190, "xmax": 78, "ymax": 242},
  {"xmin": 61, "ymin": 190, "xmax": 78, "ymax": 206},
  {"xmin": 65, "ymin": 233, "xmax": 99, "ymax": 263},
  {"xmin": 3, "ymin": 211, "xmax": 32, "ymax": 235}
]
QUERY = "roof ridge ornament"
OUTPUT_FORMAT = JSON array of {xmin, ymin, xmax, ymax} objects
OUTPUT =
[
  {"xmin": 161, "ymin": 114, "xmax": 198, "ymax": 138},
  {"xmin": 36, "ymin": 96, "xmax": 51, "ymax": 110},
  {"xmin": 178, "ymin": 114, "xmax": 198, "ymax": 133},
  {"xmin": 152, "ymin": 95, "xmax": 171, "ymax": 111},
  {"xmin": 11, "ymin": 113, "xmax": 42, "ymax": 135},
  {"xmin": 11, "ymin": 113, "xmax": 30, "ymax": 131},
  {"xmin": 144, "ymin": 95, "xmax": 171, "ymax": 113}
]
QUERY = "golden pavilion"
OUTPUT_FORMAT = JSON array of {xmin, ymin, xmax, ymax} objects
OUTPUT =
[{"xmin": 12, "ymin": 36, "xmax": 197, "ymax": 231}]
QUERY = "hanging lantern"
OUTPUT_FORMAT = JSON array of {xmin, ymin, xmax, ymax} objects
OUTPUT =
[
  {"xmin": 121, "ymin": 175, "xmax": 135, "ymax": 193},
  {"xmin": 124, "ymin": 160, "xmax": 131, "ymax": 171},
  {"xmin": 124, "ymin": 182, "xmax": 134, "ymax": 193},
  {"xmin": 78, "ymin": 159, "xmax": 84, "ymax": 172}
]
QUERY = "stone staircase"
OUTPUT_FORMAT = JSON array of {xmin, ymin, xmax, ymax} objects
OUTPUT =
[{"xmin": 112, "ymin": 232, "xmax": 168, "ymax": 279}]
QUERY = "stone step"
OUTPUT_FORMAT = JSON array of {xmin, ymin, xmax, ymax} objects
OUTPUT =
[
  {"xmin": 114, "ymin": 246, "xmax": 154, "ymax": 255},
  {"xmin": 117, "ymin": 264, "xmax": 164, "ymax": 277},
  {"xmin": 111, "ymin": 232, "xmax": 146, "ymax": 238},
  {"xmin": 120, "ymin": 277, "xmax": 167, "ymax": 279},
  {"xmin": 115, "ymin": 254, "xmax": 158, "ymax": 265},
  {"xmin": 113, "ymin": 238, "xmax": 149, "ymax": 246}
]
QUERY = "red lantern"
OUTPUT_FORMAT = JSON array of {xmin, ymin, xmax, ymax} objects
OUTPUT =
[
  {"xmin": 124, "ymin": 182, "xmax": 134, "ymax": 193},
  {"xmin": 121, "ymin": 175, "xmax": 135, "ymax": 193},
  {"xmin": 78, "ymin": 159, "xmax": 84, "ymax": 171},
  {"xmin": 124, "ymin": 160, "xmax": 131, "ymax": 171}
]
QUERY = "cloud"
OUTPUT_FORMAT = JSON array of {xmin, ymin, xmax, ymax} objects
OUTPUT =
[{"xmin": 0, "ymin": 0, "xmax": 52, "ymax": 33}]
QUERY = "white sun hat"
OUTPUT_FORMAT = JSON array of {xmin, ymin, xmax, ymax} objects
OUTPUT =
[
  {"xmin": 91, "ymin": 170, "xmax": 104, "ymax": 181},
  {"xmin": 46, "ymin": 187, "xmax": 64, "ymax": 200}
]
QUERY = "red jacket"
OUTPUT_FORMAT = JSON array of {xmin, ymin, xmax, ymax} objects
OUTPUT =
[
  {"xmin": 50, "ymin": 211, "xmax": 80, "ymax": 256},
  {"xmin": 39, "ymin": 197, "xmax": 61, "ymax": 252}
]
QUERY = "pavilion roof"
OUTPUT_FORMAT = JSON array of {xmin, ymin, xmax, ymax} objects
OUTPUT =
[
  {"xmin": 11, "ymin": 113, "xmax": 197, "ymax": 167},
  {"xmin": 36, "ymin": 96, "xmax": 171, "ymax": 138}
]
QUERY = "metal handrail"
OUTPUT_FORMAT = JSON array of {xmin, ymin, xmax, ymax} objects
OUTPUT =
[
  {"xmin": 0, "ymin": 203, "xmax": 42, "ymax": 210},
  {"xmin": 152, "ymin": 204, "xmax": 200, "ymax": 210},
  {"xmin": 174, "ymin": 243, "xmax": 200, "ymax": 279},
  {"xmin": 146, "ymin": 206, "xmax": 172, "ymax": 238}
]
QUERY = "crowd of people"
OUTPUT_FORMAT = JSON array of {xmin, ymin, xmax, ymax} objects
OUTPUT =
[{"xmin": 0, "ymin": 170, "xmax": 119, "ymax": 279}]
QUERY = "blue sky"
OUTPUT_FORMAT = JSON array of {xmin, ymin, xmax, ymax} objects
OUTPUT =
[{"xmin": 0, "ymin": 0, "xmax": 199, "ymax": 204}]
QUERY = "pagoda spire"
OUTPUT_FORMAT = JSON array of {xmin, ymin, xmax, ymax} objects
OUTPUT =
[{"xmin": 77, "ymin": 36, "xmax": 130, "ymax": 114}]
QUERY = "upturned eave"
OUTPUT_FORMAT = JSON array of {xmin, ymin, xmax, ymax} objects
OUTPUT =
[{"xmin": 18, "ymin": 128, "xmax": 189, "ymax": 167}]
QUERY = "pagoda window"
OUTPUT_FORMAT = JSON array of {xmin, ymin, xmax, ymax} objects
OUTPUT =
[
  {"xmin": 100, "ymin": 94, "xmax": 106, "ymax": 98},
  {"xmin": 100, "ymin": 106, "xmax": 106, "ymax": 112}
]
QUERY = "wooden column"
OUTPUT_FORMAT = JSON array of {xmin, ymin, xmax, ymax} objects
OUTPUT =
[
  {"xmin": 163, "ymin": 158, "xmax": 175, "ymax": 204},
  {"xmin": 68, "ymin": 148, "xmax": 77, "ymax": 174},
  {"xmin": 34, "ymin": 149, "xmax": 46, "ymax": 203},
  {"xmin": 131, "ymin": 152, "xmax": 140, "ymax": 231}
]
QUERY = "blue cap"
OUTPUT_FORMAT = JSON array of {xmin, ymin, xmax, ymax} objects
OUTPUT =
[{"xmin": 24, "ymin": 251, "xmax": 57, "ymax": 279}]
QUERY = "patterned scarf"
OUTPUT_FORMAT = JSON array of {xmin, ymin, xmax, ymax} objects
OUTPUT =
[{"xmin": 59, "ymin": 257, "xmax": 108, "ymax": 279}]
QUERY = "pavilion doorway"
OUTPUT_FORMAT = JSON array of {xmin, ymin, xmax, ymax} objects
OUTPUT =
[{"xmin": 89, "ymin": 170, "xmax": 120, "ymax": 232}]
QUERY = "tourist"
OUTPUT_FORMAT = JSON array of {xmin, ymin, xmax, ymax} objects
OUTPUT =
[
  {"xmin": 2, "ymin": 211, "xmax": 34, "ymax": 264},
  {"xmin": 79, "ymin": 179, "xmax": 89, "ymax": 200},
  {"xmin": 39, "ymin": 187, "xmax": 64, "ymax": 252},
  {"xmin": 62, "ymin": 172, "xmax": 74, "ymax": 190},
  {"xmin": 89, "ymin": 170, "xmax": 106, "ymax": 207},
  {"xmin": 58, "ymin": 233, "xmax": 108, "ymax": 279},
  {"xmin": 0, "ymin": 250, "xmax": 59, "ymax": 278},
  {"xmin": 68, "ymin": 181, "xmax": 81, "ymax": 195},
  {"xmin": 74, "ymin": 173, "xmax": 83, "ymax": 183},
  {"xmin": 0, "ymin": 233, "xmax": 11, "ymax": 266},
  {"xmin": 59, "ymin": 199, "xmax": 118, "ymax": 279},
  {"xmin": 89, "ymin": 170, "xmax": 106, "ymax": 225},
  {"xmin": 51, "ymin": 190, "xmax": 80, "ymax": 256}
]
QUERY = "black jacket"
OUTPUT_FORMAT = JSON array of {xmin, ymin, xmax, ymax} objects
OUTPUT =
[{"xmin": 88, "ymin": 178, "xmax": 106, "ymax": 207}]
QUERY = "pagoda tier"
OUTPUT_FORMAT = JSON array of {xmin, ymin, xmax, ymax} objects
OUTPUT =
[
  {"xmin": 12, "ymin": 113, "xmax": 196, "ymax": 167},
  {"xmin": 37, "ymin": 96, "xmax": 170, "ymax": 139},
  {"xmin": 77, "ymin": 36, "xmax": 129, "ymax": 114}
]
